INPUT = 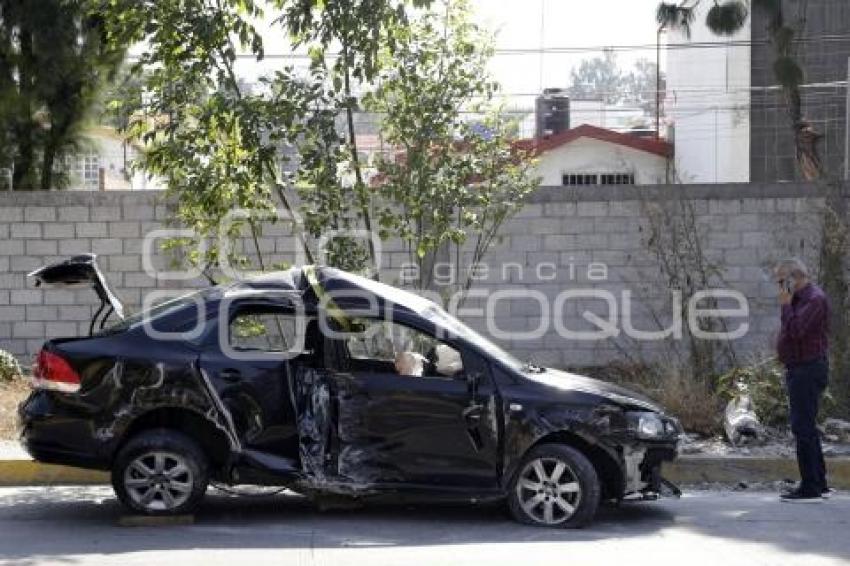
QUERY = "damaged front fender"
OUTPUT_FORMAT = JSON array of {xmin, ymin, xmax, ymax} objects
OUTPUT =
[{"xmin": 500, "ymin": 396, "xmax": 677, "ymax": 500}]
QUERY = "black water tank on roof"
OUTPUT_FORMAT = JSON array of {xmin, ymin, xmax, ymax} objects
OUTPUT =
[{"xmin": 535, "ymin": 88, "xmax": 570, "ymax": 139}]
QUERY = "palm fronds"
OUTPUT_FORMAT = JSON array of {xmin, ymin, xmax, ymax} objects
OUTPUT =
[
  {"xmin": 706, "ymin": 1, "xmax": 749, "ymax": 36},
  {"xmin": 656, "ymin": 2, "xmax": 696, "ymax": 36}
]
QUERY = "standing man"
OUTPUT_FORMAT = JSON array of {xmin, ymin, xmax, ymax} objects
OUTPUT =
[{"xmin": 775, "ymin": 258, "xmax": 831, "ymax": 503}]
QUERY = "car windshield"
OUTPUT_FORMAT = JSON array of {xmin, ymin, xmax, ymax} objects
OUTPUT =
[
  {"xmin": 101, "ymin": 288, "xmax": 216, "ymax": 334},
  {"xmin": 336, "ymin": 270, "xmax": 527, "ymax": 371},
  {"xmin": 419, "ymin": 305, "xmax": 524, "ymax": 371}
]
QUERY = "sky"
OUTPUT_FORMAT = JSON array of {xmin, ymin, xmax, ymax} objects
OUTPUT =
[
  {"xmin": 165, "ymin": 0, "xmax": 671, "ymax": 140},
  {"xmin": 472, "ymin": 0, "xmax": 665, "ymax": 108},
  {"xmin": 227, "ymin": 0, "xmax": 666, "ymax": 111}
]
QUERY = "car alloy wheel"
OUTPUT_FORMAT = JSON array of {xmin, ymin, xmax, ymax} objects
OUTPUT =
[
  {"xmin": 515, "ymin": 456, "xmax": 582, "ymax": 525},
  {"xmin": 124, "ymin": 450, "xmax": 195, "ymax": 512}
]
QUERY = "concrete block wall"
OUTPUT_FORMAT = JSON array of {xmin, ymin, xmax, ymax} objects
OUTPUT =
[
  {"xmin": 446, "ymin": 183, "xmax": 833, "ymax": 368},
  {"xmin": 0, "ymin": 183, "xmax": 840, "ymax": 369},
  {"xmin": 0, "ymin": 192, "xmax": 177, "ymax": 358}
]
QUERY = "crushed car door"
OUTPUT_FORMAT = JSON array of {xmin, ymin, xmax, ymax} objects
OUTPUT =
[{"xmin": 325, "ymin": 318, "xmax": 500, "ymax": 490}]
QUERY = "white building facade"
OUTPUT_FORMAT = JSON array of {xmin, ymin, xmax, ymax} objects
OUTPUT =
[
  {"xmin": 664, "ymin": 0, "xmax": 751, "ymax": 183},
  {"xmin": 68, "ymin": 127, "xmax": 164, "ymax": 192},
  {"xmin": 520, "ymin": 124, "xmax": 672, "ymax": 186}
]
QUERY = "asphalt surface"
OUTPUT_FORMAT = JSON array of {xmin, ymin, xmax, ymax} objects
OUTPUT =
[{"xmin": 0, "ymin": 486, "xmax": 848, "ymax": 566}]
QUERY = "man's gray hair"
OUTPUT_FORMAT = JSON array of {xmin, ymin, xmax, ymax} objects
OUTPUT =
[{"xmin": 775, "ymin": 257, "xmax": 810, "ymax": 278}]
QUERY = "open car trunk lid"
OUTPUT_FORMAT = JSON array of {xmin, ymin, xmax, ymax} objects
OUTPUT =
[{"xmin": 28, "ymin": 254, "xmax": 125, "ymax": 335}]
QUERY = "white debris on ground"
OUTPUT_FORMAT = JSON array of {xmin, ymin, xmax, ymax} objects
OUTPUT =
[
  {"xmin": 685, "ymin": 479, "xmax": 799, "ymax": 492},
  {"xmin": 723, "ymin": 395, "xmax": 763, "ymax": 447},
  {"xmin": 680, "ymin": 418, "xmax": 850, "ymax": 458},
  {"xmin": 823, "ymin": 418, "xmax": 850, "ymax": 443},
  {"xmin": 0, "ymin": 440, "xmax": 27, "ymax": 460}
]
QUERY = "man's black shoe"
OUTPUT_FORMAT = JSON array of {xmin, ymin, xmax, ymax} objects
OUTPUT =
[
  {"xmin": 780, "ymin": 489, "xmax": 823, "ymax": 503},
  {"xmin": 822, "ymin": 487, "xmax": 836, "ymax": 499}
]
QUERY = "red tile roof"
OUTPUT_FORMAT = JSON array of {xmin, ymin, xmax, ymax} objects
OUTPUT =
[{"xmin": 515, "ymin": 124, "xmax": 673, "ymax": 158}]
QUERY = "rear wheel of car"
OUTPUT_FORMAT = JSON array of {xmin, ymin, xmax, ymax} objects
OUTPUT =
[
  {"xmin": 507, "ymin": 444, "xmax": 600, "ymax": 528},
  {"xmin": 112, "ymin": 429, "xmax": 209, "ymax": 515}
]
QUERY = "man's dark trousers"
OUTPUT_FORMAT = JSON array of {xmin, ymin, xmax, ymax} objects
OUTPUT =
[{"xmin": 786, "ymin": 357, "xmax": 829, "ymax": 495}]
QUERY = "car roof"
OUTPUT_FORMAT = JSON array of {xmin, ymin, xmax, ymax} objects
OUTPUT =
[{"xmin": 227, "ymin": 267, "xmax": 306, "ymax": 293}]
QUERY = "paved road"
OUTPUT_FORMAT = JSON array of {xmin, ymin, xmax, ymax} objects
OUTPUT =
[{"xmin": 0, "ymin": 486, "xmax": 848, "ymax": 566}]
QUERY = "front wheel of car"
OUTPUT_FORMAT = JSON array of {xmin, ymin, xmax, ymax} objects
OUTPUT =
[
  {"xmin": 112, "ymin": 428, "xmax": 209, "ymax": 516},
  {"xmin": 507, "ymin": 444, "xmax": 600, "ymax": 528}
]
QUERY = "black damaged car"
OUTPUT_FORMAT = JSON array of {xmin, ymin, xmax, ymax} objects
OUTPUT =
[{"xmin": 19, "ymin": 254, "xmax": 680, "ymax": 528}]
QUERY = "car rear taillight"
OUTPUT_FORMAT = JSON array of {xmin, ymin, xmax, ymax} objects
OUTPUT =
[{"xmin": 32, "ymin": 350, "xmax": 81, "ymax": 393}]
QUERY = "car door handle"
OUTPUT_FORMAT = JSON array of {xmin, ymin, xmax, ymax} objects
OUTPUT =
[{"xmin": 220, "ymin": 369, "xmax": 242, "ymax": 383}]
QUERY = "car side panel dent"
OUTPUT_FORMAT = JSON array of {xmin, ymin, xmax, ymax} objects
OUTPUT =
[
  {"xmin": 501, "ymin": 399, "xmax": 624, "ymax": 490},
  {"xmin": 93, "ymin": 359, "xmax": 240, "ymax": 464}
]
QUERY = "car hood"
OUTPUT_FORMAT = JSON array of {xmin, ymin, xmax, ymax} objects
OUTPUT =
[{"xmin": 524, "ymin": 368, "xmax": 663, "ymax": 413}]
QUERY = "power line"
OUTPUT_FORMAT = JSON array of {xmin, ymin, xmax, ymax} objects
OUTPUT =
[
  {"xmin": 479, "ymin": 80, "xmax": 848, "ymax": 99},
  {"xmin": 492, "ymin": 34, "xmax": 850, "ymax": 55},
  {"xmin": 126, "ymin": 33, "xmax": 850, "ymax": 62}
]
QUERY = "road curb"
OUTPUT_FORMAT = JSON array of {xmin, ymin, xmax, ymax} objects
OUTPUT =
[
  {"xmin": 665, "ymin": 456, "xmax": 850, "ymax": 489},
  {"xmin": 0, "ymin": 459, "xmax": 108, "ymax": 486},
  {"xmin": 1, "ymin": 455, "xmax": 849, "ymax": 488}
]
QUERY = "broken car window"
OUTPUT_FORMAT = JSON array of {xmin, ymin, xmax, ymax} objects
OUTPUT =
[
  {"xmin": 419, "ymin": 305, "xmax": 524, "ymax": 371},
  {"xmin": 346, "ymin": 319, "xmax": 463, "ymax": 378},
  {"xmin": 100, "ymin": 288, "xmax": 216, "ymax": 335},
  {"xmin": 230, "ymin": 312, "xmax": 300, "ymax": 352}
]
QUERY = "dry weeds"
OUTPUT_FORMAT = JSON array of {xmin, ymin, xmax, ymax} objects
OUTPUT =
[{"xmin": 0, "ymin": 378, "xmax": 30, "ymax": 439}]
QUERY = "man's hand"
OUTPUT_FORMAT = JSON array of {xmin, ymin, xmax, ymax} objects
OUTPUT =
[{"xmin": 779, "ymin": 288, "xmax": 793, "ymax": 305}]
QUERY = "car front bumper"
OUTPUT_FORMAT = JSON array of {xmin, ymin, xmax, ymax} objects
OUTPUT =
[{"xmin": 622, "ymin": 441, "xmax": 678, "ymax": 495}]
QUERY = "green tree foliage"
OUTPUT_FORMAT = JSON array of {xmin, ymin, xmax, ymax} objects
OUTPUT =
[
  {"xmin": 97, "ymin": 0, "xmax": 317, "ymax": 278},
  {"xmin": 364, "ymin": 0, "xmax": 540, "ymax": 294},
  {"xmin": 95, "ymin": 65, "xmax": 144, "ymax": 131},
  {"xmin": 568, "ymin": 50, "xmax": 664, "ymax": 120},
  {"xmin": 97, "ymin": 0, "xmax": 537, "ymax": 291},
  {"xmin": 0, "ymin": 0, "xmax": 125, "ymax": 190},
  {"xmin": 97, "ymin": 0, "xmax": 436, "ymax": 277},
  {"xmin": 624, "ymin": 58, "xmax": 664, "ymax": 120},
  {"xmin": 279, "ymin": 0, "xmax": 433, "ymax": 274},
  {"xmin": 568, "ymin": 49, "xmax": 623, "ymax": 105}
]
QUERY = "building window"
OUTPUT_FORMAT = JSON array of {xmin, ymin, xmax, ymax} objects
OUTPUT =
[
  {"xmin": 78, "ymin": 154, "xmax": 100, "ymax": 189},
  {"xmin": 562, "ymin": 173, "xmax": 636, "ymax": 187},
  {"xmin": 561, "ymin": 174, "xmax": 599, "ymax": 186},
  {"xmin": 600, "ymin": 173, "xmax": 635, "ymax": 185}
]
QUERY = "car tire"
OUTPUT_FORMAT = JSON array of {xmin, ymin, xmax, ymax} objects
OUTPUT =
[
  {"xmin": 112, "ymin": 428, "xmax": 209, "ymax": 516},
  {"xmin": 507, "ymin": 443, "xmax": 600, "ymax": 528}
]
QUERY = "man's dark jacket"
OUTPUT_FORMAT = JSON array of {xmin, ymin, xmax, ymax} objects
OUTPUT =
[{"xmin": 777, "ymin": 283, "xmax": 830, "ymax": 366}]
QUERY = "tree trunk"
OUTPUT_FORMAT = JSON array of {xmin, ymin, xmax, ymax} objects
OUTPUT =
[
  {"xmin": 11, "ymin": 123, "xmax": 35, "ymax": 190},
  {"xmin": 783, "ymin": 86, "xmax": 824, "ymax": 181},
  {"xmin": 11, "ymin": 27, "xmax": 36, "ymax": 190},
  {"xmin": 341, "ymin": 44, "xmax": 378, "ymax": 279},
  {"xmin": 39, "ymin": 141, "xmax": 55, "ymax": 191}
]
